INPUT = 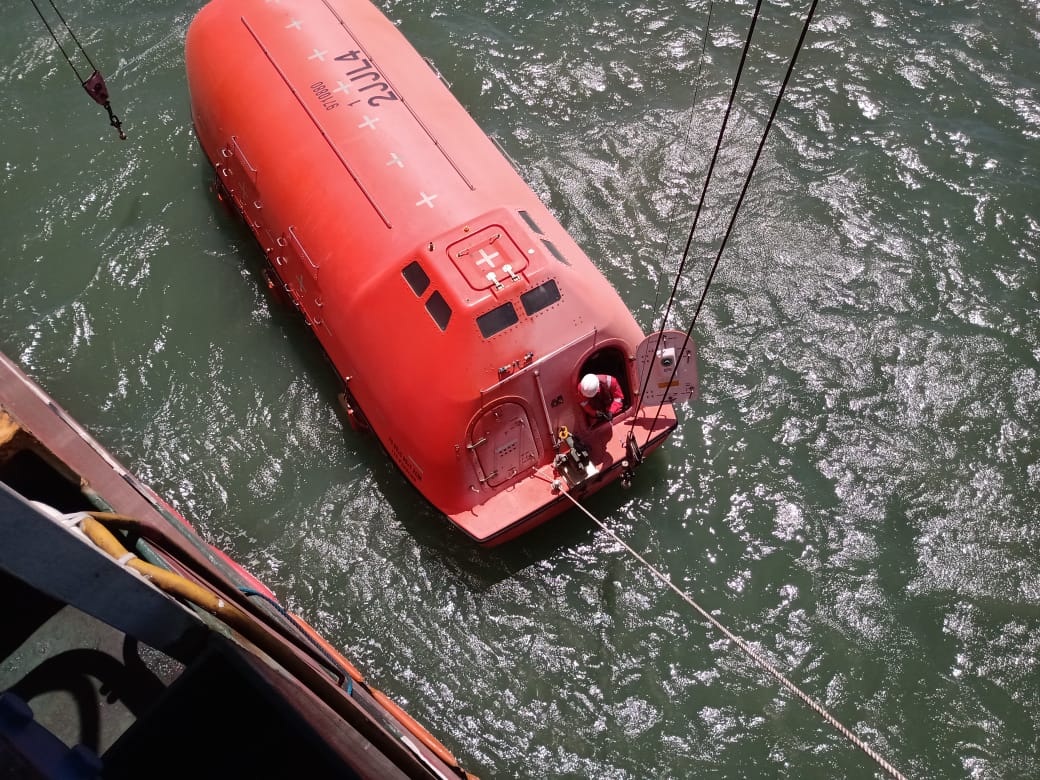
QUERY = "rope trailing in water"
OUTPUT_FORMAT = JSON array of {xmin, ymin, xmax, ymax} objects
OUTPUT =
[
  {"xmin": 534, "ymin": 471, "xmax": 907, "ymax": 780},
  {"xmin": 28, "ymin": 0, "xmax": 126, "ymax": 139}
]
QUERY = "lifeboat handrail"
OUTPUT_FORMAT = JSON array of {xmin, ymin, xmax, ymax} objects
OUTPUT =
[{"xmin": 532, "ymin": 369, "xmax": 559, "ymax": 453}]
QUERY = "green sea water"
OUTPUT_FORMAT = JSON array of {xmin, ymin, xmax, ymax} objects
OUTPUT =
[{"xmin": 2, "ymin": 1, "xmax": 1038, "ymax": 777}]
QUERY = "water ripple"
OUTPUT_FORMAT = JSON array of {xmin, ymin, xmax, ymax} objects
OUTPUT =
[{"xmin": 2, "ymin": 1, "xmax": 1038, "ymax": 778}]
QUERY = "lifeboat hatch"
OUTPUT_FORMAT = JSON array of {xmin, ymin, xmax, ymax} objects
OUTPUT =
[
  {"xmin": 634, "ymin": 330, "xmax": 699, "ymax": 405},
  {"xmin": 579, "ymin": 346, "xmax": 632, "ymax": 414},
  {"xmin": 448, "ymin": 226, "xmax": 528, "ymax": 292},
  {"xmin": 469, "ymin": 402, "xmax": 537, "ymax": 488}
]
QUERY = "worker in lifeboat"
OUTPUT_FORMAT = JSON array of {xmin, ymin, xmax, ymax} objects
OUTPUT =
[{"xmin": 578, "ymin": 373, "xmax": 625, "ymax": 425}]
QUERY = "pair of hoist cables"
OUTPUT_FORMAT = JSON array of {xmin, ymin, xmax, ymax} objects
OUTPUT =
[
  {"xmin": 28, "ymin": 0, "xmax": 126, "ymax": 139},
  {"xmin": 612, "ymin": 1, "xmax": 907, "ymax": 777},
  {"xmin": 630, "ymin": 0, "xmax": 817, "ymax": 447}
]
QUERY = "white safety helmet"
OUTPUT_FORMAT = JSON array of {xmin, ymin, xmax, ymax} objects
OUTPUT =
[{"xmin": 580, "ymin": 374, "xmax": 600, "ymax": 398}]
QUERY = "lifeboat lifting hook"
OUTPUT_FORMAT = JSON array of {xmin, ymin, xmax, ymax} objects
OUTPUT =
[{"xmin": 29, "ymin": 0, "xmax": 127, "ymax": 140}]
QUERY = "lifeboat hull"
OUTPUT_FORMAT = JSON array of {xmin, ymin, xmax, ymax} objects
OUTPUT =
[{"xmin": 185, "ymin": 0, "xmax": 685, "ymax": 544}]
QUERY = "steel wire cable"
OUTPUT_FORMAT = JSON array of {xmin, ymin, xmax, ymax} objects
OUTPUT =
[{"xmin": 636, "ymin": 0, "xmax": 821, "ymax": 451}]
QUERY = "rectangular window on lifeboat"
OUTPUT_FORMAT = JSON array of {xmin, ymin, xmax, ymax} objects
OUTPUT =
[
  {"xmin": 426, "ymin": 291, "xmax": 452, "ymax": 331},
  {"xmin": 403, "ymin": 261, "xmax": 430, "ymax": 296},
  {"xmin": 519, "ymin": 210, "xmax": 544, "ymax": 235},
  {"xmin": 541, "ymin": 239, "xmax": 570, "ymax": 266},
  {"xmin": 520, "ymin": 279, "xmax": 560, "ymax": 316},
  {"xmin": 477, "ymin": 302, "xmax": 519, "ymax": 338}
]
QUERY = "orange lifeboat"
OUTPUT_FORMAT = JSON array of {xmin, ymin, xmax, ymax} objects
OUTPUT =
[{"xmin": 185, "ymin": 0, "xmax": 698, "ymax": 545}]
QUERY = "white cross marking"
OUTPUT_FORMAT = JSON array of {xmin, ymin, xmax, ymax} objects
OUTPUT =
[
  {"xmin": 332, "ymin": 80, "xmax": 351, "ymax": 95},
  {"xmin": 386, "ymin": 152, "xmax": 403, "ymax": 168},
  {"xmin": 415, "ymin": 192, "xmax": 438, "ymax": 208},
  {"xmin": 285, "ymin": 19, "xmax": 302, "ymax": 30},
  {"xmin": 308, "ymin": 49, "xmax": 328, "ymax": 62},
  {"xmin": 475, "ymin": 248, "xmax": 500, "ymax": 268},
  {"xmin": 358, "ymin": 115, "xmax": 380, "ymax": 130}
]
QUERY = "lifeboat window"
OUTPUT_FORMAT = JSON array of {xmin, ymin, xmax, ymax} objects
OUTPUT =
[
  {"xmin": 402, "ymin": 261, "xmax": 430, "ymax": 296},
  {"xmin": 477, "ymin": 302, "xmax": 519, "ymax": 338},
  {"xmin": 519, "ymin": 210, "xmax": 543, "ymax": 235},
  {"xmin": 541, "ymin": 239, "xmax": 570, "ymax": 266},
  {"xmin": 425, "ymin": 291, "xmax": 452, "ymax": 331},
  {"xmin": 520, "ymin": 279, "xmax": 560, "ymax": 316}
]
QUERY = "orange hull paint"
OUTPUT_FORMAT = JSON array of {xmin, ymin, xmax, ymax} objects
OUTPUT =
[{"xmin": 185, "ymin": 0, "xmax": 682, "ymax": 544}]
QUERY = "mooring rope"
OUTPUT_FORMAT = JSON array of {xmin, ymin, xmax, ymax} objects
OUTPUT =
[{"xmin": 534, "ymin": 470, "xmax": 907, "ymax": 780}]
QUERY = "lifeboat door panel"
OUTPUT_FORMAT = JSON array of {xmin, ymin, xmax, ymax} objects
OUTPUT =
[
  {"xmin": 286, "ymin": 227, "xmax": 326, "ymax": 328},
  {"xmin": 469, "ymin": 403, "xmax": 537, "ymax": 488},
  {"xmin": 220, "ymin": 136, "xmax": 273, "ymax": 245},
  {"xmin": 634, "ymin": 330, "xmax": 699, "ymax": 405},
  {"xmin": 270, "ymin": 226, "xmax": 329, "ymax": 335}
]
